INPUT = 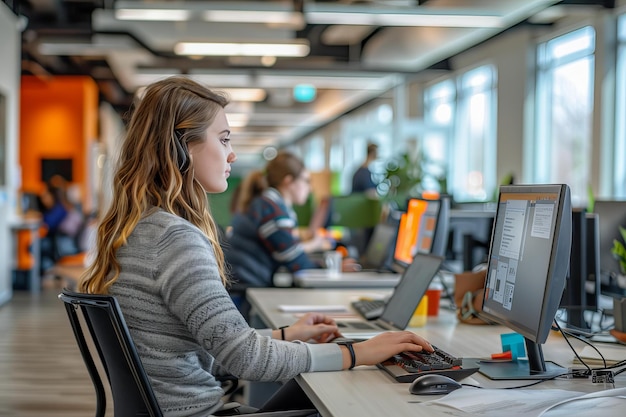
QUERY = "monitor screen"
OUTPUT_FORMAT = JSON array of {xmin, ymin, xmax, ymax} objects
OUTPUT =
[
  {"xmin": 392, "ymin": 196, "xmax": 450, "ymax": 270},
  {"xmin": 480, "ymin": 184, "xmax": 572, "ymax": 380},
  {"xmin": 41, "ymin": 158, "xmax": 73, "ymax": 182},
  {"xmin": 592, "ymin": 200, "xmax": 626, "ymax": 297}
]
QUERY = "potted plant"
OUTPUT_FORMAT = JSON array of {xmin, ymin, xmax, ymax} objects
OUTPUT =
[
  {"xmin": 379, "ymin": 151, "xmax": 447, "ymax": 208},
  {"xmin": 611, "ymin": 226, "xmax": 626, "ymax": 276}
]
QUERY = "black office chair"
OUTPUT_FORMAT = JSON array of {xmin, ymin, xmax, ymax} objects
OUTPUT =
[
  {"xmin": 59, "ymin": 288, "xmax": 164, "ymax": 417},
  {"xmin": 59, "ymin": 289, "xmax": 316, "ymax": 417}
]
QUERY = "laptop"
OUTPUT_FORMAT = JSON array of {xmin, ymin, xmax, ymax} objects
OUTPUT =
[
  {"xmin": 334, "ymin": 253, "xmax": 444, "ymax": 339},
  {"xmin": 360, "ymin": 222, "xmax": 398, "ymax": 272}
]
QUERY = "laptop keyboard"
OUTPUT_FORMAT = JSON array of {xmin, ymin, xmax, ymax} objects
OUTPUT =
[
  {"xmin": 351, "ymin": 299, "xmax": 385, "ymax": 320},
  {"xmin": 377, "ymin": 345, "xmax": 479, "ymax": 383}
]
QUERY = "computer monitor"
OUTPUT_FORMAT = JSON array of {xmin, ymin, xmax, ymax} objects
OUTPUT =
[
  {"xmin": 392, "ymin": 196, "xmax": 450, "ymax": 271},
  {"xmin": 561, "ymin": 209, "xmax": 600, "ymax": 330},
  {"xmin": 585, "ymin": 213, "xmax": 601, "ymax": 308},
  {"xmin": 479, "ymin": 184, "xmax": 572, "ymax": 380},
  {"xmin": 41, "ymin": 158, "xmax": 73, "ymax": 182},
  {"xmin": 592, "ymin": 200, "xmax": 626, "ymax": 297}
]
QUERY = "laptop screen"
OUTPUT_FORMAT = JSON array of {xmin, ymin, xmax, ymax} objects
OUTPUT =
[
  {"xmin": 378, "ymin": 253, "xmax": 444, "ymax": 329},
  {"xmin": 362, "ymin": 223, "xmax": 398, "ymax": 269},
  {"xmin": 393, "ymin": 198, "xmax": 446, "ymax": 269}
]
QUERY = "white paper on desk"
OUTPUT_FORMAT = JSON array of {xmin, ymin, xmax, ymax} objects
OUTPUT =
[
  {"xmin": 573, "ymin": 344, "xmax": 626, "ymax": 366},
  {"xmin": 419, "ymin": 388, "xmax": 585, "ymax": 417},
  {"xmin": 538, "ymin": 387, "xmax": 626, "ymax": 417},
  {"xmin": 277, "ymin": 305, "xmax": 349, "ymax": 313}
]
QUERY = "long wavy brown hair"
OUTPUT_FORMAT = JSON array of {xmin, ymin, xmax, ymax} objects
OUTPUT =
[{"xmin": 79, "ymin": 76, "xmax": 230, "ymax": 294}]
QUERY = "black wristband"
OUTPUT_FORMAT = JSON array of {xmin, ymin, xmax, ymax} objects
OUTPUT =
[
  {"xmin": 338, "ymin": 341, "xmax": 356, "ymax": 370},
  {"xmin": 279, "ymin": 325, "xmax": 288, "ymax": 340}
]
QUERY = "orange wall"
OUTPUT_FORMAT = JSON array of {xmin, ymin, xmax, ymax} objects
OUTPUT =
[{"xmin": 19, "ymin": 76, "xmax": 98, "ymax": 211}]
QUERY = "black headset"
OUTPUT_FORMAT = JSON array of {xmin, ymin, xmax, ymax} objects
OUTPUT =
[{"xmin": 174, "ymin": 130, "xmax": 190, "ymax": 173}]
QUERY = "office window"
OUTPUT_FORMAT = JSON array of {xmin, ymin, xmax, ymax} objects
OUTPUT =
[
  {"xmin": 615, "ymin": 16, "xmax": 626, "ymax": 198},
  {"xmin": 329, "ymin": 137, "xmax": 343, "ymax": 173},
  {"xmin": 423, "ymin": 80, "xmax": 455, "ymax": 194},
  {"xmin": 455, "ymin": 66, "xmax": 497, "ymax": 202},
  {"xmin": 534, "ymin": 26, "xmax": 595, "ymax": 205},
  {"xmin": 424, "ymin": 67, "xmax": 496, "ymax": 202},
  {"xmin": 0, "ymin": 91, "xmax": 5, "ymax": 186},
  {"xmin": 302, "ymin": 135, "xmax": 325, "ymax": 172}
]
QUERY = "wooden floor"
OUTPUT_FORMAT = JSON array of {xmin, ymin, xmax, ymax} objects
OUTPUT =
[{"xmin": 0, "ymin": 284, "xmax": 111, "ymax": 417}]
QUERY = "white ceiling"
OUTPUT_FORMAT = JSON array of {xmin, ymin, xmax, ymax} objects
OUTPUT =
[{"xmin": 19, "ymin": 0, "xmax": 577, "ymax": 171}]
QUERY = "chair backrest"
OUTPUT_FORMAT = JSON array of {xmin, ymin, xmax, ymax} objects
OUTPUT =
[{"xmin": 59, "ymin": 288, "xmax": 163, "ymax": 417}]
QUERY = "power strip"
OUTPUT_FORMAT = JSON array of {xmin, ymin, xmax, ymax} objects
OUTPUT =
[{"xmin": 591, "ymin": 370, "xmax": 614, "ymax": 384}]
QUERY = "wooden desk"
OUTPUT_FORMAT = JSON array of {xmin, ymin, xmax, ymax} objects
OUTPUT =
[{"xmin": 246, "ymin": 288, "xmax": 626, "ymax": 417}]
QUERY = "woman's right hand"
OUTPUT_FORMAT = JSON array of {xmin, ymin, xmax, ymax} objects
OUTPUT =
[
  {"xmin": 341, "ymin": 257, "xmax": 361, "ymax": 272},
  {"xmin": 341, "ymin": 331, "xmax": 433, "ymax": 369}
]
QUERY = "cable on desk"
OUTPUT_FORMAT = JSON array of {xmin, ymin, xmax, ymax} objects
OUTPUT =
[
  {"xmin": 553, "ymin": 320, "xmax": 607, "ymax": 370},
  {"xmin": 462, "ymin": 321, "xmax": 624, "ymax": 392}
]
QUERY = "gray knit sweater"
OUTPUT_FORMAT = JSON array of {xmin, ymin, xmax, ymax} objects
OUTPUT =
[{"xmin": 109, "ymin": 209, "xmax": 343, "ymax": 417}]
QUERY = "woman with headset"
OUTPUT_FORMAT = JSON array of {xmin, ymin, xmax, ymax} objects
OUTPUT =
[{"xmin": 79, "ymin": 76, "xmax": 432, "ymax": 417}]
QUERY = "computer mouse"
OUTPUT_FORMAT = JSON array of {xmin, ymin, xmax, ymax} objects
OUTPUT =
[{"xmin": 409, "ymin": 374, "xmax": 462, "ymax": 395}]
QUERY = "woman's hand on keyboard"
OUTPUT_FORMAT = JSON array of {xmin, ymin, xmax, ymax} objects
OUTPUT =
[{"xmin": 350, "ymin": 331, "xmax": 434, "ymax": 368}]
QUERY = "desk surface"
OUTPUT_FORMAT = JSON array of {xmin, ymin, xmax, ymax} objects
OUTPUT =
[
  {"xmin": 292, "ymin": 270, "xmax": 399, "ymax": 288},
  {"xmin": 246, "ymin": 288, "xmax": 626, "ymax": 417}
]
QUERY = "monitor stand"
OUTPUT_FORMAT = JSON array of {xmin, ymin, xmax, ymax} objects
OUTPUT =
[
  {"xmin": 476, "ymin": 359, "xmax": 567, "ymax": 380},
  {"xmin": 473, "ymin": 338, "xmax": 567, "ymax": 380}
]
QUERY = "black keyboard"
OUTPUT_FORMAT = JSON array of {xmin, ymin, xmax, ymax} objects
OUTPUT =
[
  {"xmin": 351, "ymin": 299, "xmax": 385, "ymax": 320},
  {"xmin": 377, "ymin": 345, "xmax": 479, "ymax": 383}
]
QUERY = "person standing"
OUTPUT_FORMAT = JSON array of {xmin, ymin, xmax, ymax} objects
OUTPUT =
[
  {"xmin": 349, "ymin": 142, "xmax": 380, "ymax": 255},
  {"xmin": 351, "ymin": 142, "xmax": 379, "ymax": 196}
]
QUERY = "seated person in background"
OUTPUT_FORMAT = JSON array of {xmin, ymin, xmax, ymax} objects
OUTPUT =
[
  {"xmin": 79, "ymin": 76, "xmax": 433, "ymax": 416},
  {"xmin": 38, "ymin": 177, "xmax": 69, "ymax": 272},
  {"xmin": 39, "ymin": 176, "xmax": 86, "ymax": 273},
  {"xmin": 226, "ymin": 151, "xmax": 359, "ymax": 290},
  {"xmin": 39, "ymin": 177, "xmax": 69, "ymax": 235}
]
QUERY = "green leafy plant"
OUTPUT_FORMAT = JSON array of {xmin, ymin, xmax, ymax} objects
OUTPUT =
[
  {"xmin": 611, "ymin": 226, "xmax": 626, "ymax": 275},
  {"xmin": 379, "ymin": 151, "xmax": 447, "ymax": 202}
]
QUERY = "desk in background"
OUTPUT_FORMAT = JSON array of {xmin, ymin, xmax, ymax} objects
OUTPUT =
[
  {"xmin": 10, "ymin": 218, "xmax": 42, "ymax": 294},
  {"xmin": 292, "ymin": 270, "xmax": 399, "ymax": 288},
  {"xmin": 246, "ymin": 288, "xmax": 625, "ymax": 417}
]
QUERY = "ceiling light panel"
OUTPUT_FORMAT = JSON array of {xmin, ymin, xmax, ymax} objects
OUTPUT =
[
  {"xmin": 223, "ymin": 88, "xmax": 267, "ymax": 102},
  {"xmin": 203, "ymin": 11, "xmax": 304, "ymax": 27},
  {"xmin": 115, "ymin": 1, "xmax": 304, "ymax": 28},
  {"xmin": 255, "ymin": 74, "xmax": 397, "ymax": 90},
  {"xmin": 115, "ymin": 9, "xmax": 190, "ymax": 21},
  {"xmin": 174, "ymin": 42, "xmax": 310, "ymax": 57},
  {"xmin": 304, "ymin": 4, "xmax": 504, "ymax": 28}
]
